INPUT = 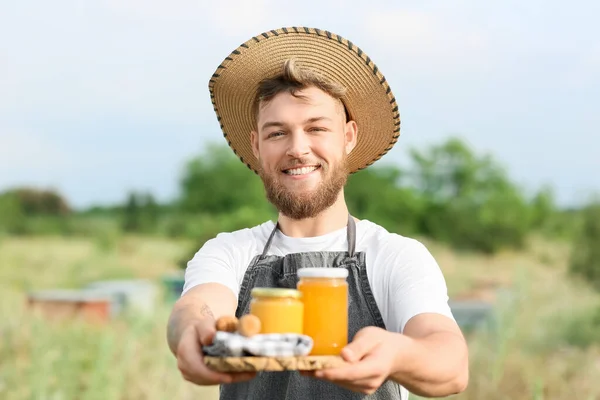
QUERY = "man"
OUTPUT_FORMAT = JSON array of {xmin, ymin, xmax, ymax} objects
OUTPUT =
[{"xmin": 167, "ymin": 27, "xmax": 469, "ymax": 399}]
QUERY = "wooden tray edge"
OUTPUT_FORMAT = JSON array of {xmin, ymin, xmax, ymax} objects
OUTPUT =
[{"xmin": 204, "ymin": 355, "xmax": 347, "ymax": 372}]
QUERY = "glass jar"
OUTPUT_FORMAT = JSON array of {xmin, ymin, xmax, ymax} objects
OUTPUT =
[
  {"xmin": 297, "ymin": 268, "xmax": 348, "ymax": 355},
  {"xmin": 249, "ymin": 288, "xmax": 304, "ymax": 334}
]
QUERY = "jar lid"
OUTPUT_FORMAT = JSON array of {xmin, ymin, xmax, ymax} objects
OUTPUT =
[
  {"xmin": 297, "ymin": 268, "xmax": 349, "ymax": 279},
  {"xmin": 251, "ymin": 287, "xmax": 302, "ymax": 299}
]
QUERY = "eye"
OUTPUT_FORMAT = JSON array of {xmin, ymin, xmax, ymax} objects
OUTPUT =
[
  {"xmin": 308, "ymin": 127, "xmax": 327, "ymax": 132},
  {"xmin": 267, "ymin": 131, "xmax": 285, "ymax": 139}
]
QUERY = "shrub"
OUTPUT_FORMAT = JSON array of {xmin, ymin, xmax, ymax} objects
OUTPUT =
[{"xmin": 569, "ymin": 200, "xmax": 600, "ymax": 289}]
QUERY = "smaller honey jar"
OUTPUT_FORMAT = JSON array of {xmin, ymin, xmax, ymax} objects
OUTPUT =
[{"xmin": 249, "ymin": 288, "xmax": 304, "ymax": 334}]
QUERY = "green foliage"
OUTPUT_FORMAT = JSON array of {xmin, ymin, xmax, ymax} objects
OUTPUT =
[
  {"xmin": 179, "ymin": 143, "xmax": 271, "ymax": 215},
  {"xmin": 122, "ymin": 191, "xmax": 160, "ymax": 234},
  {"xmin": 0, "ymin": 191, "xmax": 27, "ymax": 234},
  {"xmin": 569, "ymin": 200, "xmax": 600, "ymax": 288},
  {"xmin": 409, "ymin": 138, "xmax": 532, "ymax": 253},
  {"xmin": 345, "ymin": 166, "xmax": 423, "ymax": 234},
  {"xmin": 530, "ymin": 186, "xmax": 556, "ymax": 230},
  {"xmin": 122, "ymin": 192, "xmax": 141, "ymax": 232},
  {"xmin": 2, "ymin": 136, "xmax": 582, "ymax": 255},
  {"xmin": 16, "ymin": 188, "xmax": 71, "ymax": 216},
  {"xmin": 555, "ymin": 304, "xmax": 600, "ymax": 348},
  {"xmin": 0, "ymin": 187, "xmax": 73, "ymax": 235}
]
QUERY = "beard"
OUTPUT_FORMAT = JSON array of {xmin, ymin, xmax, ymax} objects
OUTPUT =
[{"xmin": 258, "ymin": 155, "xmax": 349, "ymax": 220}]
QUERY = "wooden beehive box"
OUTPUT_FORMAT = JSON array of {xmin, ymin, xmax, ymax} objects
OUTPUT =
[{"xmin": 27, "ymin": 289, "xmax": 112, "ymax": 324}]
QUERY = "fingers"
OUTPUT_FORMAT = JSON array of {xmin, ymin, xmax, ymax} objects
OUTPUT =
[
  {"xmin": 321, "ymin": 380, "xmax": 382, "ymax": 395},
  {"xmin": 316, "ymin": 357, "xmax": 383, "ymax": 382},
  {"xmin": 195, "ymin": 319, "xmax": 217, "ymax": 346},
  {"xmin": 312, "ymin": 344, "xmax": 391, "ymax": 394},
  {"xmin": 176, "ymin": 327, "xmax": 223, "ymax": 384},
  {"xmin": 340, "ymin": 328, "xmax": 383, "ymax": 363},
  {"xmin": 314, "ymin": 363, "xmax": 384, "ymax": 395},
  {"xmin": 228, "ymin": 372, "xmax": 258, "ymax": 383},
  {"xmin": 177, "ymin": 322, "xmax": 255, "ymax": 386}
]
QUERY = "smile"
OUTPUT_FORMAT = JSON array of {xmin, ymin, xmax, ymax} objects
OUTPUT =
[{"xmin": 282, "ymin": 165, "xmax": 320, "ymax": 176}]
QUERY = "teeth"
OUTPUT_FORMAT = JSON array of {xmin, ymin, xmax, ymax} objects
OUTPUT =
[{"xmin": 286, "ymin": 166, "xmax": 318, "ymax": 175}]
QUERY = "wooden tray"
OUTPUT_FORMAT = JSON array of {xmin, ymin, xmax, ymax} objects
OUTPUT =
[{"xmin": 204, "ymin": 355, "xmax": 347, "ymax": 372}]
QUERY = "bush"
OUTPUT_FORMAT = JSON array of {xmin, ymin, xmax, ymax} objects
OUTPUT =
[
  {"xmin": 409, "ymin": 138, "xmax": 533, "ymax": 253},
  {"xmin": 0, "ymin": 192, "xmax": 27, "ymax": 234},
  {"xmin": 559, "ymin": 305, "xmax": 600, "ymax": 348},
  {"xmin": 569, "ymin": 200, "xmax": 600, "ymax": 288},
  {"xmin": 345, "ymin": 166, "xmax": 424, "ymax": 235}
]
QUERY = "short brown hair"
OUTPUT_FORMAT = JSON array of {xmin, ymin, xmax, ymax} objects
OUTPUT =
[{"xmin": 252, "ymin": 59, "xmax": 349, "ymax": 124}]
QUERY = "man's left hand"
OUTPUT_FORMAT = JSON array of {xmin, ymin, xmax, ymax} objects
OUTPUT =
[{"xmin": 304, "ymin": 326, "xmax": 405, "ymax": 395}]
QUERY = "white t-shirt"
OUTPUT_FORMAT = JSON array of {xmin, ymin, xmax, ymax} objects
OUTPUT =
[{"xmin": 183, "ymin": 218, "xmax": 455, "ymax": 334}]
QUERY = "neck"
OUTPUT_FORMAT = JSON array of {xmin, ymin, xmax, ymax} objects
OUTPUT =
[{"xmin": 277, "ymin": 191, "xmax": 350, "ymax": 238}]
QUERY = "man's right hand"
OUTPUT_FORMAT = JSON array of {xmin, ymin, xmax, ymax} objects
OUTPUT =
[{"xmin": 176, "ymin": 318, "xmax": 257, "ymax": 385}]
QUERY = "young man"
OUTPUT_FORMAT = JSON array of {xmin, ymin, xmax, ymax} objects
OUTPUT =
[{"xmin": 167, "ymin": 27, "xmax": 469, "ymax": 399}]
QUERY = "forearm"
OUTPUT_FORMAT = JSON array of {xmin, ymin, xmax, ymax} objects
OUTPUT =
[
  {"xmin": 166, "ymin": 283, "xmax": 238, "ymax": 356},
  {"xmin": 389, "ymin": 331, "xmax": 469, "ymax": 397},
  {"xmin": 167, "ymin": 299, "xmax": 215, "ymax": 355}
]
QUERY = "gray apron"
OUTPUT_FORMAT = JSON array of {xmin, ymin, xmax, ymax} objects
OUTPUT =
[{"xmin": 220, "ymin": 215, "xmax": 403, "ymax": 399}]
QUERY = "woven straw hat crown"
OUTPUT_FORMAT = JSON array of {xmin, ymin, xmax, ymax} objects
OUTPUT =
[{"xmin": 209, "ymin": 27, "xmax": 401, "ymax": 174}]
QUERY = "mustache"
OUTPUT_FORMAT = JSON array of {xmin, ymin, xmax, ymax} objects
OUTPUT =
[{"xmin": 279, "ymin": 158, "xmax": 324, "ymax": 170}]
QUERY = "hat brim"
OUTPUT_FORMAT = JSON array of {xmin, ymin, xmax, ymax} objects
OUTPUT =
[{"xmin": 209, "ymin": 27, "xmax": 401, "ymax": 174}]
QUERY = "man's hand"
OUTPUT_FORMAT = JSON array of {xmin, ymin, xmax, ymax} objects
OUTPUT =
[
  {"xmin": 307, "ymin": 326, "xmax": 400, "ymax": 395},
  {"xmin": 176, "ymin": 318, "xmax": 257, "ymax": 385},
  {"xmin": 307, "ymin": 314, "xmax": 468, "ymax": 397}
]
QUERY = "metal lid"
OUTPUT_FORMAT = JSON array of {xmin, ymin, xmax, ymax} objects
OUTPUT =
[
  {"xmin": 297, "ymin": 268, "xmax": 349, "ymax": 279},
  {"xmin": 251, "ymin": 287, "xmax": 302, "ymax": 299}
]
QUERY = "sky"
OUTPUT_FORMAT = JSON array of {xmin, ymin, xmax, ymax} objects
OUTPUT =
[{"xmin": 1, "ymin": 0, "xmax": 598, "ymax": 209}]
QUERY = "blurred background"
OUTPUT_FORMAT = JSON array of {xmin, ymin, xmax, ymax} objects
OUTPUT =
[{"xmin": 1, "ymin": 1, "xmax": 599, "ymax": 399}]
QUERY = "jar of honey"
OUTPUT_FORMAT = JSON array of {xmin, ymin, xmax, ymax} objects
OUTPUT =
[
  {"xmin": 249, "ymin": 288, "xmax": 304, "ymax": 334},
  {"xmin": 297, "ymin": 268, "xmax": 348, "ymax": 355}
]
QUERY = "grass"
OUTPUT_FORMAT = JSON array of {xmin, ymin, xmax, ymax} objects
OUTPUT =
[
  {"xmin": 1, "ymin": 234, "xmax": 599, "ymax": 399},
  {"xmin": 0, "ymin": 235, "xmax": 219, "ymax": 400}
]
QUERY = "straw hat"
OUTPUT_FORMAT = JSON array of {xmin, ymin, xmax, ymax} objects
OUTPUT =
[{"xmin": 208, "ymin": 27, "xmax": 401, "ymax": 174}]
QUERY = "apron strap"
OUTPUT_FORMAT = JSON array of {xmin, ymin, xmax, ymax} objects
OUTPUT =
[
  {"xmin": 260, "ymin": 221, "xmax": 280, "ymax": 260},
  {"xmin": 347, "ymin": 213, "xmax": 356, "ymax": 258},
  {"xmin": 259, "ymin": 213, "xmax": 356, "ymax": 260}
]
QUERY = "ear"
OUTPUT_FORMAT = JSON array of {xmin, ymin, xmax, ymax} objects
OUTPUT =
[
  {"xmin": 251, "ymin": 130, "xmax": 260, "ymax": 160},
  {"xmin": 344, "ymin": 120, "xmax": 358, "ymax": 155}
]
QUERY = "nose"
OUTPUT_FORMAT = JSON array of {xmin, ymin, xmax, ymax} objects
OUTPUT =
[{"xmin": 286, "ymin": 130, "xmax": 311, "ymax": 159}]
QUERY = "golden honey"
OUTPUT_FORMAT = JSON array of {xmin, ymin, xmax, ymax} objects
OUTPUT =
[
  {"xmin": 297, "ymin": 268, "xmax": 348, "ymax": 355},
  {"xmin": 249, "ymin": 288, "xmax": 304, "ymax": 334}
]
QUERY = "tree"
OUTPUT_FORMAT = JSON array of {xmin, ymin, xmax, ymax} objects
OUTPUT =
[
  {"xmin": 530, "ymin": 185, "xmax": 556, "ymax": 228},
  {"xmin": 122, "ymin": 192, "xmax": 141, "ymax": 232},
  {"xmin": 0, "ymin": 192, "xmax": 26, "ymax": 234},
  {"xmin": 345, "ymin": 165, "xmax": 423, "ymax": 234},
  {"xmin": 179, "ymin": 143, "xmax": 271, "ymax": 215},
  {"xmin": 408, "ymin": 137, "xmax": 532, "ymax": 253},
  {"xmin": 569, "ymin": 200, "xmax": 600, "ymax": 289},
  {"xmin": 3, "ymin": 187, "xmax": 71, "ymax": 216}
]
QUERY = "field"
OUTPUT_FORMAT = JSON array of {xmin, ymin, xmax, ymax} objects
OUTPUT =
[{"xmin": 1, "ymin": 234, "xmax": 599, "ymax": 399}]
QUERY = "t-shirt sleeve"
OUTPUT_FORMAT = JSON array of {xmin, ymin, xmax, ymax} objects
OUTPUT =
[
  {"xmin": 384, "ymin": 237, "xmax": 455, "ymax": 333},
  {"xmin": 181, "ymin": 231, "xmax": 250, "ymax": 300}
]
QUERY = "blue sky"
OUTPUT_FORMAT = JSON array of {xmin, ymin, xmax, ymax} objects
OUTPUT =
[{"xmin": 1, "ymin": 0, "xmax": 598, "ymax": 209}]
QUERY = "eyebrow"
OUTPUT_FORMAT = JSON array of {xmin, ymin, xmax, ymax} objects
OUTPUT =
[{"xmin": 260, "ymin": 116, "xmax": 333, "ymax": 131}]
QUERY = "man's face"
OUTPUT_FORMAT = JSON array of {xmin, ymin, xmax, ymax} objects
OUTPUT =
[{"xmin": 251, "ymin": 86, "xmax": 357, "ymax": 220}]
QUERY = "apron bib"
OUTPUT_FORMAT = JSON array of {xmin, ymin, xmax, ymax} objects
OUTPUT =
[{"xmin": 219, "ymin": 215, "xmax": 403, "ymax": 399}]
